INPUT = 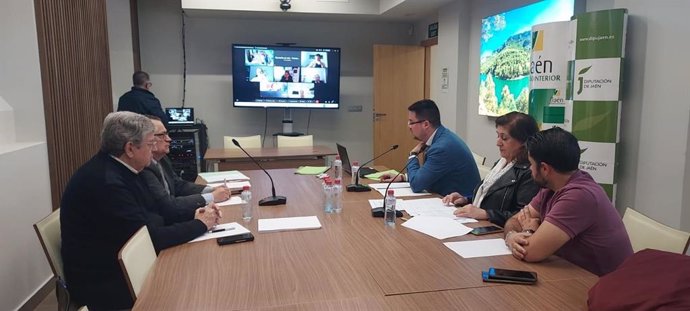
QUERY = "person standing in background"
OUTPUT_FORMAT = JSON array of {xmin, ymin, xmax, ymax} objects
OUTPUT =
[{"xmin": 118, "ymin": 71, "xmax": 168, "ymax": 124}]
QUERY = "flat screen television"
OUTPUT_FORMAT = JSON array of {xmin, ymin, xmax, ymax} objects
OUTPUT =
[{"xmin": 232, "ymin": 44, "xmax": 341, "ymax": 109}]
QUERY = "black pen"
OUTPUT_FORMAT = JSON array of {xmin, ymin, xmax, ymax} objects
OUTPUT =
[{"xmin": 211, "ymin": 227, "xmax": 235, "ymax": 233}]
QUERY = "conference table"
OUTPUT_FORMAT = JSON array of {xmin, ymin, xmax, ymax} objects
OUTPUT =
[
  {"xmin": 133, "ymin": 168, "xmax": 596, "ymax": 310},
  {"xmin": 204, "ymin": 146, "xmax": 337, "ymax": 171}
]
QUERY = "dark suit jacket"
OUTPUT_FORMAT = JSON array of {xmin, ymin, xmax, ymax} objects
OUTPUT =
[
  {"xmin": 60, "ymin": 152, "xmax": 206, "ymax": 309},
  {"xmin": 471, "ymin": 161, "xmax": 539, "ymax": 227},
  {"xmin": 407, "ymin": 125, "xmax": 481, "ymax": 197},
  {"xmin": 140, "ymin": 156, "xmax": 207, "ymax": 211},
  {"xmin": 117, "ymin": 87, "xmax": 168, "ymax": 123}
]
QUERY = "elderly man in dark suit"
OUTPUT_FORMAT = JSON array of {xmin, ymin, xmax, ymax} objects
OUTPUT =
[
  {"xmin": 141, "ymin": 116, "xmax": 230, "ymax": 211},
  {"xmin": 60, "ymin": 112, "xmax": 222, "ymax": 310}
]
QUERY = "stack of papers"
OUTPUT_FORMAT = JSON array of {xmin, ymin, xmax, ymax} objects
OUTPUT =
[
  {"xmin": 207, "ymin": 180, "xmax": 251, "ymax": 192},
  {"xmin": 364, "ymin": 170, "xmax": 399, "ymax": 180},
  {"xmin": 188, "ymin": 222, "xmax": 251, "ymax": 243},
  {"xmin": 404, "ymin": 198, "xmax": 478, "ymax": 224},
  {"xmin": 401, "ymin": 216, "xmax": 473, "ymax": 239},
  {"xmin": 258, "ymin": 216, "xmax": 322, "ymax": 233},
  {"xmin": 295, "ymin": 166, "xmax": 330, "ymax": 175},
  {"xmin": 215, "ymin": 196, "xmax": 244, "ymax": 207},
  {"xmin": 198, "ymin": 171, "xmax": 250, "ymax": 183},
  {"xmin": 444, "ymin": 238, "xmax": 512, "ymax": 258},
  {"xmin": 368, "ymin": 182, "xmax": 430, "ymax": 197}
]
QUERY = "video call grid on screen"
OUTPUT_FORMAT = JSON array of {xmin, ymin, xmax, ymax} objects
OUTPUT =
[{"xmin": 232, "ymin": 44, "xmax": 341, "ymax": 109}]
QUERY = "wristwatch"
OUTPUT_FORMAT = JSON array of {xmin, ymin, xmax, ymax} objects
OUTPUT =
[
  {"xmin": 523, "ymin": 229, "xmax": 536, "ymax": 234},
  {"xmin": 409, "ymin": 151, "xmax": 419, "ymax": 156}
]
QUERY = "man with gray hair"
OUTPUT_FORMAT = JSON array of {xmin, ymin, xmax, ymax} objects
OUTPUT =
[{"xmin": 60, "ymin": 111, "xmax": 221, "ymax": 310}]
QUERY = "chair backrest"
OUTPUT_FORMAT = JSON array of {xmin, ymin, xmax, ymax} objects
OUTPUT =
[
  {"xmin": 224, "ymin": 135, "xmax": 262, "ymax": 149},
  {"xmin": 118, "ymin": 226, "xmax": 157, "ymax": 300},
  {"xmin": 622, "ymin": 207, "xmax": 690, "ymax": 254},
  {"xmin": 472, "ymin": 152, "xmax": 486, "ymax": 166},
  {"xmin": 477, "ymin": 165, "xmax": 492, "ymax": 180},
  {"xmin": 277, "ymin": 135, "xmax": 313, "ymax": 148},
  {"xmin": 34, "ymin": 209, "xmax": 64, "ymax": 279}
]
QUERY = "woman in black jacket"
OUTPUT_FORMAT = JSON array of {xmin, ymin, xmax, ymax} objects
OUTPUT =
[{"xmin": 442, "ymin": 112, "xmax": 539, "ymax": 226}]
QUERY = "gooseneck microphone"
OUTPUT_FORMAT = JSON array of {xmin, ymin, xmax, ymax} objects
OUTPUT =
[
  {"xmin": 346, "ymin": 144, "xmax": 399, "ymax": 192},
  {"xmin": 232, "ymin": 139, "xmax": 286, "ymax": 206}
]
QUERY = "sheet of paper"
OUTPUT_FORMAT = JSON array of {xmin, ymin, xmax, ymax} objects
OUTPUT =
[
  {"xmin": 198, "ymin": 170, "xmax": 250, "ymax": 183},
  {"xmin": 368, "ymin": 182, "xmax": 411, "ymax": 189},
  {"xmin": 295, "ymin": 166, "xmax": 330, "ymax": 175},
  {"xmin": 364, "ymin": 170, "xmax": 399, "ymax": 180},
  {"xmin": 216, "ymin": 196, "xmax": 244, "ymax": 207},
  {"xmin": 207, "ymin": 181, "xmax": 251, "ymax": 191},
  {"xmin": 188, "ymin": 222, "xmax": 251, "ymax": 243},
  {"xmin": 374, "ymin": 187, "xmax": 429, "ymax": 197},
  {"xmin": 401, "ymin": 216, "xmax": 472, "ymax": 240},
  {"xmin": 258, "ymin": 216, "xmax": 322, "ymax": 233},
  {"xmin": 403, "ymin": 198, "xmax": 478, "ymax": 223},
  {"xmin": 443, "ymin": 238, "xmax": 512, "ymax": 258},
  {"xmin": 368, "ymin": 199, "xmax": 405, "ymax": 211}
]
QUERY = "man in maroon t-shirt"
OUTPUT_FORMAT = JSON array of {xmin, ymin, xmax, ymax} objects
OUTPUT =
[{"xmin": 503, "ymin": 127, "xmax": 633, "ymax": 276}]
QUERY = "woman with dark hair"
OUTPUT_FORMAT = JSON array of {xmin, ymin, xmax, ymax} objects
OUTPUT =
[{"xmin": 442, "ymin": 112, "xmax": 540, "ymax": 226}]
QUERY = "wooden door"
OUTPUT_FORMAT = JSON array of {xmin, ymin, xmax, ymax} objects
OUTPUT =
[{"xmin": 373, "ymin": 45, "xmax": 425, "ymax": 170}]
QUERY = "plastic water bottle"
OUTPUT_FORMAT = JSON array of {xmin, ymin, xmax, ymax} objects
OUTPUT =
[
  {"xmin": 333, "ymin": 155, "xmax": 343, "ymax": 181},
  {"xmin": 324, "ymin": 180, "xmax": 334, "ymax": 213},
  {"xmin": 384, "ymin": 189, "xmax": 396, "ymax": 227},
  {"xmin": 351, "ymin": 161, "xmax": 360, "ymax": 185},
  {"xmin": 333, "ymin": 179, "xmax": 343, "ymax": 214},
  {"xmin": 241, "ymin": 185, "xmax": 252, "ymax": 222}
]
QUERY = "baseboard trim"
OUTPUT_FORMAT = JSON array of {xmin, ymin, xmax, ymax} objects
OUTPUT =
[{"xmin": 18, "ymin": 277, "xmax": 54, "ymax": 311}]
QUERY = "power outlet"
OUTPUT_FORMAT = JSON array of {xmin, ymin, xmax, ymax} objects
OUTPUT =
[{"xmin": 348, "ymin": 105, "xmax": 363, "ymax": 112}]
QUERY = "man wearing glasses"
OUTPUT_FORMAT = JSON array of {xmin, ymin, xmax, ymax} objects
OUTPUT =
[
  {"xmin": 60, "ymin": 112, "xmax": 222, "ymax": 310},
  {"xmin": 141, "ymin": 116, "xmax": 230, "ymax": 211},
  {"xmin": 380, "ymin": 99, "xmax": 480, "ymax": 197}
]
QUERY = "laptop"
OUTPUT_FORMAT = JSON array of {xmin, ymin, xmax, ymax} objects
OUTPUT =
[
  {"xmin": 336, "ymin": 143, "xmax": 378, "ymax": 177},
  {"xmin": 165, "ymin": 107, "xmax": 194, "ymax": 125}
]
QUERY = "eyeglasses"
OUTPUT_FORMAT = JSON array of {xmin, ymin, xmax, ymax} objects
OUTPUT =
[
  {"xmin": 408, "ymin": 120, "xmax": 427, "ymax": 126},
  {"xmin": 143, "ymin": 140, "xmax": 158, "ymax": 148},
  {"xmin": 154, "ymin": 131, "xmax": 169, "ymax": 138}
]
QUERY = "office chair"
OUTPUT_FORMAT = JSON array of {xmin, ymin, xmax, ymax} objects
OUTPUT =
[
  {"xmin": 33, "ymin": 208, "xmax": 87, "ymax": 311},
  {"xmin": 472, "ymin": 151, "xmax": 487, "ymax": 166},
  {"xmin": 277, "ymin": 135, "xmax": 313, "ymax": 148},
  {"xmin": 118, "ymin": 226, "xmax": 157, "ymax": 301},
  {"xmin": 623, "ymin": 207, "xmax": 690, "ymax": 254},
  {"xmin": 223, "ymin": 135, "xmax": 262, "ymax": 149}
]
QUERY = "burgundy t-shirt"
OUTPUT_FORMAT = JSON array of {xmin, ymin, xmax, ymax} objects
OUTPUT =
[{"xmin": 530, "ymin": 170, "xmax": 633, "ymax": 276}]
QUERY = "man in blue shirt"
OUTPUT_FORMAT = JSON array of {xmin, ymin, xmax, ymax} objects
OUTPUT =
[
  {"xmin": 117, "ymin": 71, "xmax": 168, "ymax": 123},
  {"xmin": 381, "ymin": 99, "xmax": 479, "ymax": 197}
]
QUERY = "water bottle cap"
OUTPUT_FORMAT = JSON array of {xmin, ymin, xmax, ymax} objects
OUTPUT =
[
  {"xmin": 353, "ymin": 161, "xmax": 359, "ymax": 166},
  {"xmin": 387, "ymin": 189, "xmax": 394, "ymax": 195},
  {"xmin": 326, "ymin": 180, "xmax": 333, "ymax": 185},
  {"xmin": 334, "ymin": 179, "xmax": 341, "ymax": 185},
  {"xmin": 242, "ymin": 185, "xmax": 250, "ymax": 190},
  {"xmin": 335, "ymin": 155, "xmax": 341, "ymax": 160}
]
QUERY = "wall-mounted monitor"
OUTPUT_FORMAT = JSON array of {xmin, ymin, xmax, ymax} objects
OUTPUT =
[
  {"xmin": 479, "ymin": 0, "xmax": 574, "ymax": 116},
  {"xmin": 232, "ymin": 44, "xmax": 341, "ymax": 109}
]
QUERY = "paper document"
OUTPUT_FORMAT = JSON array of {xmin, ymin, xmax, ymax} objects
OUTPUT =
[
  {"xmin": 404, "ymin": 198, "xmax": 478, "ymax": 223},
  {"xmin": 258, "ymin": 216, "xmax": 322, "ymax": 233},
  {"xmin": 198, "ymin": 171, "xmax": 250, "ymax": 183},
  {"xmin": 444, "ymin": 238, "xmax": 512, "ymax": 258},
  {"xmin": 208, "ymin": 181, "xmax": 251, "ymax": 192},
  {"xmin": 401, "ymin": 216, "xmax": 472, "ymax": 240},
  {"xmin": 364, "ymin": 170, "xmax": 399, "ymax": 180},
  {"xmin": 368, "ymin": 199, "xmax": 405, "ymax": 211},
  {"xmin": 368, "ymin": 182, "xmax": 411, "ymax": 189},
  {"xmin": 295, "ymin": 166, "xmax": 330, "ymax": 175},
  {"xmin": 374, "ymin": 187, "xmax": 429, "ymax": 197},
  {"xmin": 216, "ymin": 196, "xmax": 244, "ymax": 207},
  {"xmin": 188, "ymin": 222, "xmax": 250, "ymax": 243}
]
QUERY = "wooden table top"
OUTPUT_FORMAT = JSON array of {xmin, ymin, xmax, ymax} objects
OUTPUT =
[
  {"xmin": 134, "ymin": 169, "xmax": 595, "ymax": 310},
  {"xmin": 204, "ymin": 145, "xmax": 337, "ymax": 161}
]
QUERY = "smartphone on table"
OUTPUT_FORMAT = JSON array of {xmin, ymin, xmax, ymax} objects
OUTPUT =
[
  {"xmin": 217, "ymin": 232, "xmax": 255, "ymax": 245},
  {"xmin": 482, "ymin": 267, "xmax": 537, "ymax": 285},
  {"xmin": 470, "ymin": 225, "xmax": 503, "ymax": 235}
]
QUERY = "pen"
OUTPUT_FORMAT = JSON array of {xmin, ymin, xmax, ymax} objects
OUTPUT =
[
  {"xmin": 401, "ymin": 217, "xmax": 409, "ymax": 221},
  {"xmin": 224, "ymin": 178, "xmax": 229, "ymax": 189},
  {"xmin": 211, "ymin": 227, "xmax": 235, "ymax": 233}
]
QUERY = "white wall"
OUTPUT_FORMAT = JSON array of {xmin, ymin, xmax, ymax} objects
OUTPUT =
[
  {"xmin": 432, "ymin": 0, "xmax": 690, "ymax": 231},
  {"xmin": 0, "ymin": 0, "xmax": 54, "ymax": 309},
  {"xmin": 107, "ymin": 0, "xmax": 135, "ymax": 110},
  {"xmin": 138, "ymin": 0, "xmax": 415, "ymax": 163}
]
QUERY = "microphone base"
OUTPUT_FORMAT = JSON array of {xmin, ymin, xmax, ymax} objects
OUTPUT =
[
  {"xmin": 346, "ymin": 184, "xmax": 371, "ymax": 192},
  {"xmin": 259, "ymin": 196, "xmax": 287, "ymax": 206}
]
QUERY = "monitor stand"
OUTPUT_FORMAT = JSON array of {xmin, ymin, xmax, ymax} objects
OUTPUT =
[{"xmin": 274, "ymin": 108, "xmax": 303, "ymax": 137}]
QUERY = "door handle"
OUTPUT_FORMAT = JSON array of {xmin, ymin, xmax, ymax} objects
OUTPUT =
[{"xmin": 373, "ymin": 112, "xmax": 387, "ymax": 122}]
